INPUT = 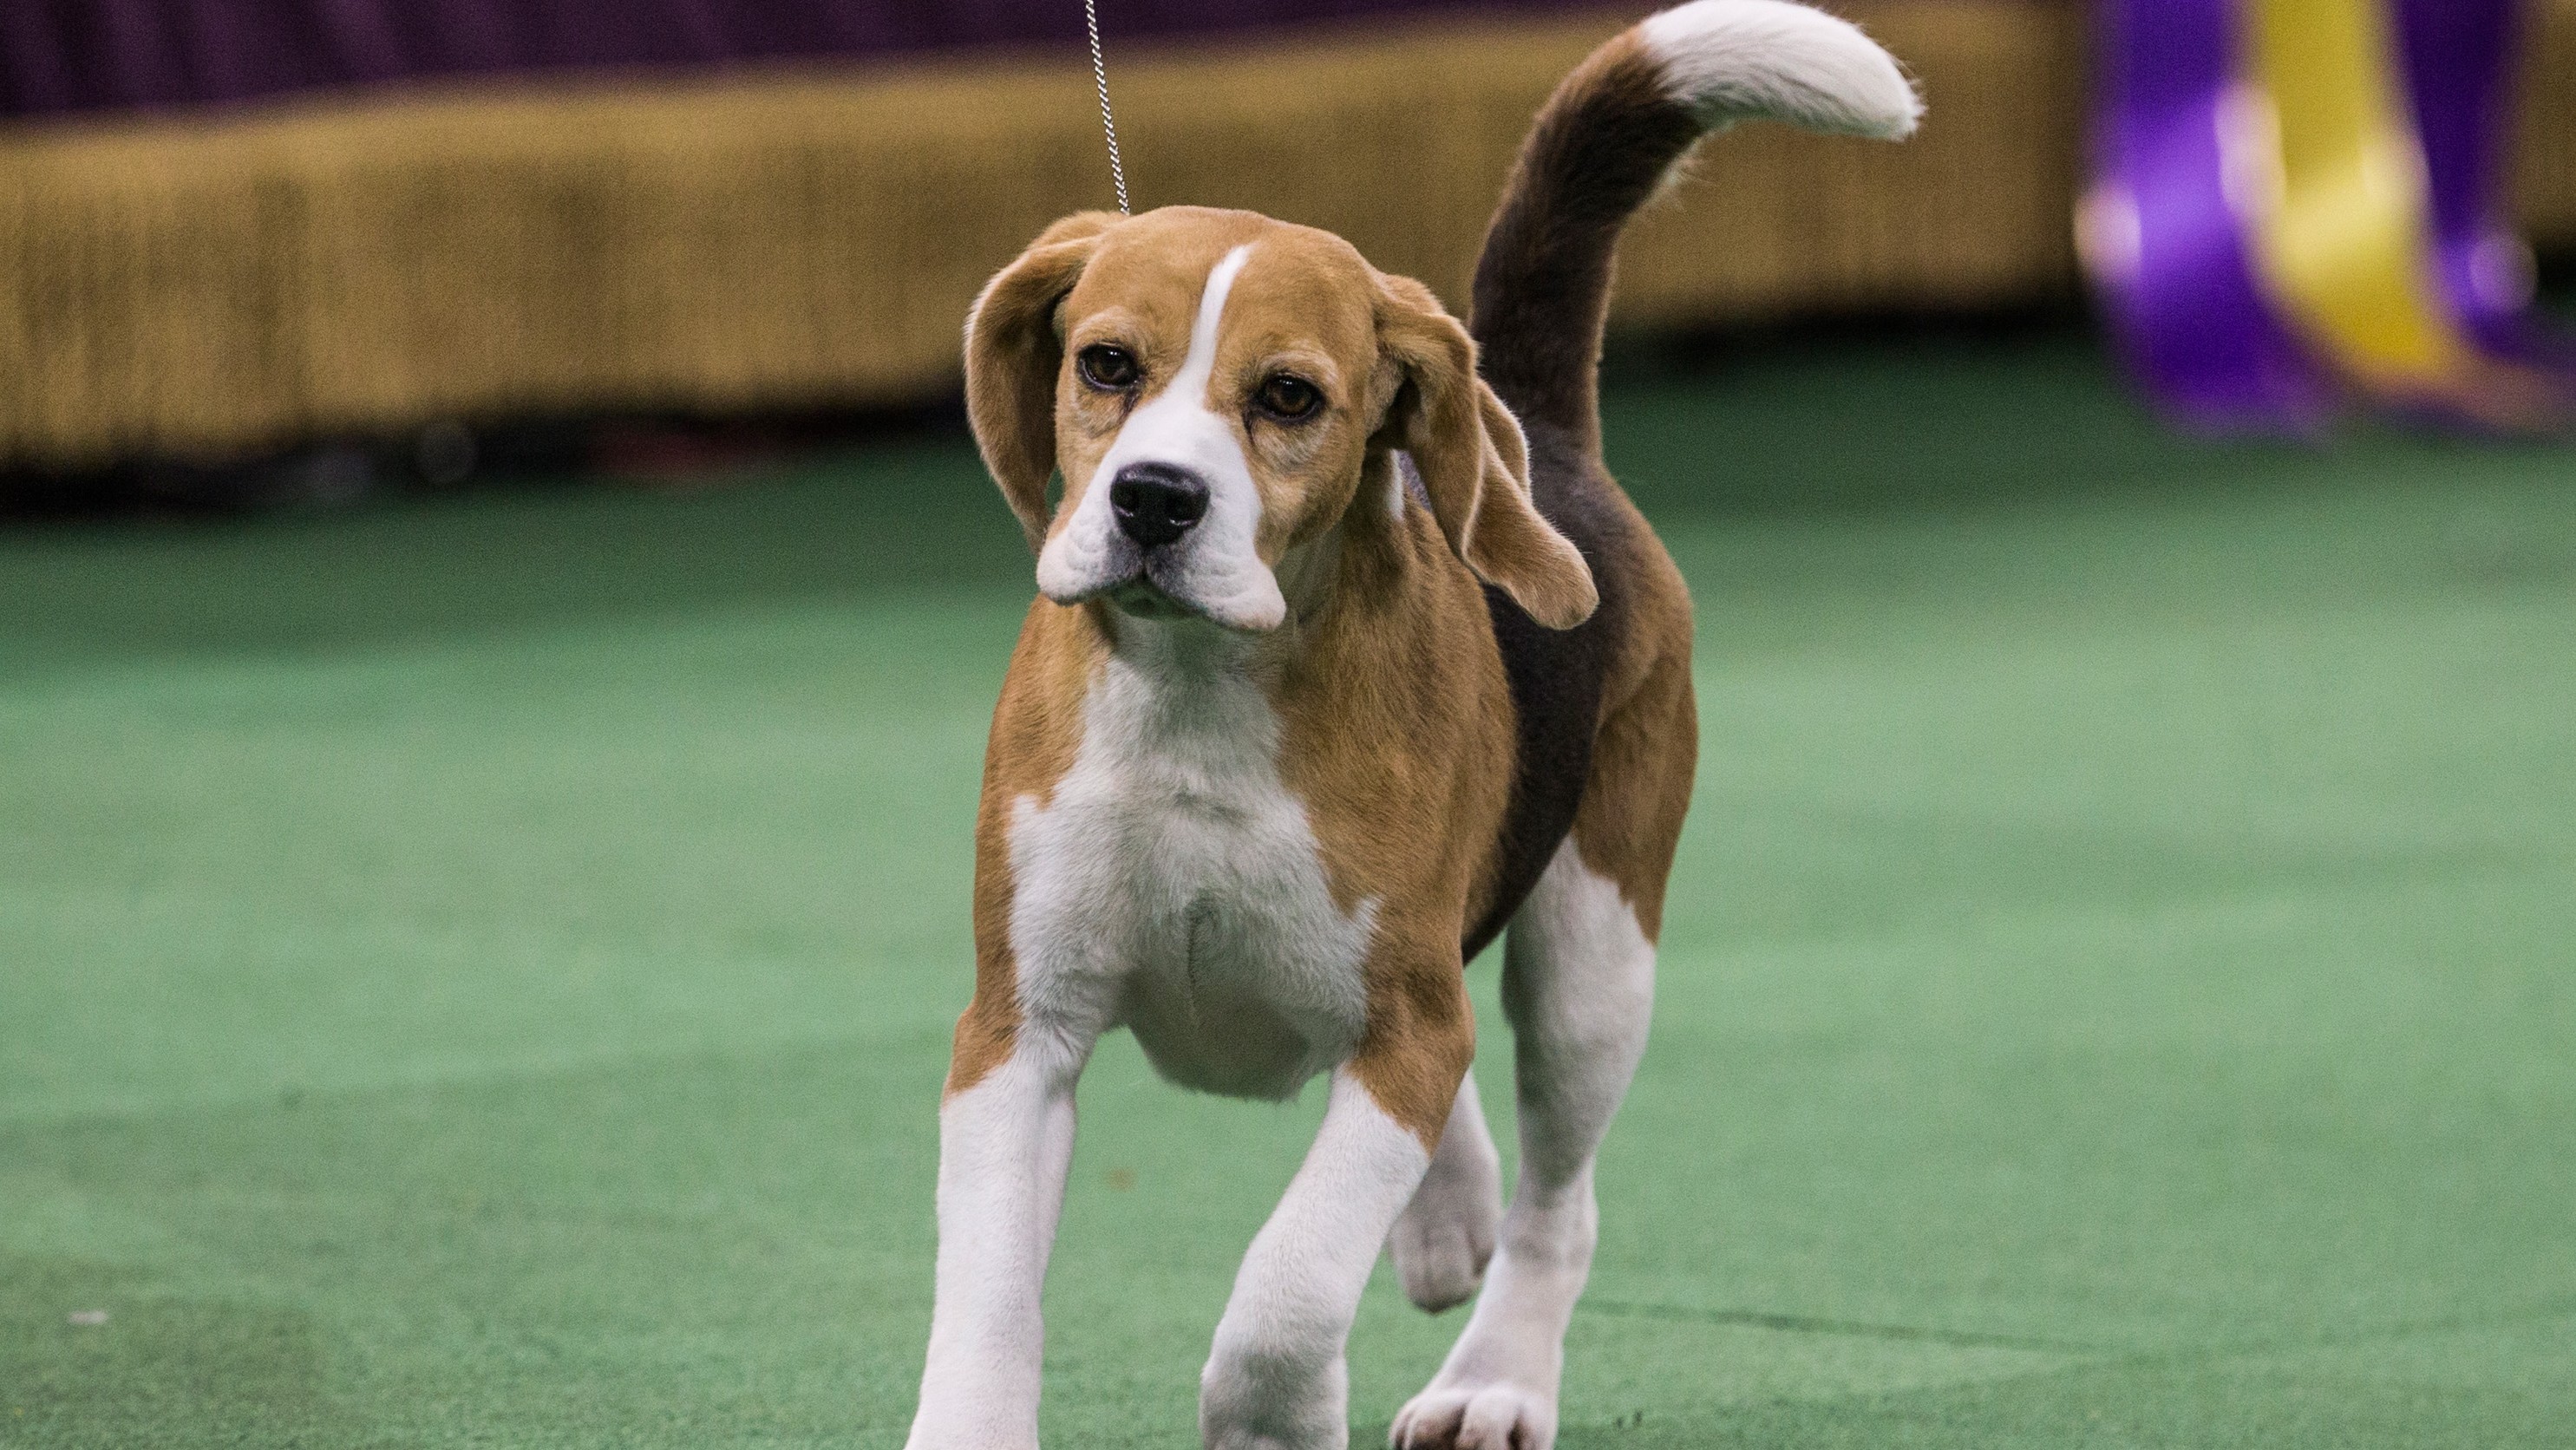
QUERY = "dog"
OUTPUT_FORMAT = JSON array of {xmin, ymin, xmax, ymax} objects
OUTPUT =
[{"xmin": 906, "ymin": 4, "xmax": 1917, "ymax": 1446}]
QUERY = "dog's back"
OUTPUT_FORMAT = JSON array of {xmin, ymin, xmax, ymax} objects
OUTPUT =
[{"xmin": 1456, "ymin": 3, "xmax": 1920, "ymax": 958}]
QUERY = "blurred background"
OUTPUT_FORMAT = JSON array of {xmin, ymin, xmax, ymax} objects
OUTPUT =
[{"xmin": 4, "ymin": 2, "xmax": 2573, "ymax": 1447}]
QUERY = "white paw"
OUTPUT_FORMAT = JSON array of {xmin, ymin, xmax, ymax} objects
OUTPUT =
[
  {"xmin": 1388, "ymin": 1382, "xmax": 1556, "ymax": 1450},
  {"xmin": 1388, "ymin": 1199, "xmax": 1495, "ymax": 1313},
  {"xmin": 1387, "ymin": 1132, "xmax": 1500, "ymax": 1313}
]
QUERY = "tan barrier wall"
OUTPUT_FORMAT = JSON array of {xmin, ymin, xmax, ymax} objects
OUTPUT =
[{"xmin": 2, "ymin": 0, "xmax": 2571, "ymax": 466}]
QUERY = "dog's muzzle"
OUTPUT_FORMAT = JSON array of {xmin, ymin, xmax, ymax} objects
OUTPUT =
[{"xmin": 1037, "ymin": 452, "xmax": 1285, "ymax": 633}]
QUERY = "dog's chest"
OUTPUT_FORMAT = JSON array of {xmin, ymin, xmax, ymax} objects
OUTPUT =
[{"xmin": 1004, "ymin": 654, "xmax": 1376, "ymax": 1098}]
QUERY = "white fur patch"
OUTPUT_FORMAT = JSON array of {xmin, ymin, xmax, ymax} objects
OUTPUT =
[
  {"xmin": 1005, "ymin": 625, "xmax": 1376, "ymax": 1099},
  {"xmin": 1637, "ymin": 0, "xmax": 1921, "ymax": 140},
  {"xmin": 1038, "ymin": 245, "xmax": 1290, "ymax": 631}
]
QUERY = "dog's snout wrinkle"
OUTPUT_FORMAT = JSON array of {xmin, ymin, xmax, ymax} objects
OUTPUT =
[{"xmin": 1110, "ymin": 462, "xmax": 1210, "ymax": 548}]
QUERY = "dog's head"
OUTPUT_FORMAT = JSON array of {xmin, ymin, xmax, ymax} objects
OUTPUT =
[{"xmin": 964, "ymin": 206, "xmax": 1596, "ymax": 632}]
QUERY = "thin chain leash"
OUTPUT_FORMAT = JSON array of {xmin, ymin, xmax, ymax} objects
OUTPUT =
[{"xmin": 1082, "ymin": 0, "xmax": 1130, "ymax": 213}]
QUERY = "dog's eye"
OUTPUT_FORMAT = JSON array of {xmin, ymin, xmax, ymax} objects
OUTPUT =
[
  {"xmin": 1076, "ymin": 345, "xmax": 1140, "ymax": 391},
  {"xmin": 1254, "ymin": 374, "xmax": 1321, "ymax": 421}
]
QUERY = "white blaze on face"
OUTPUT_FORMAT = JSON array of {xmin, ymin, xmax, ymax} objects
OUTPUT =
[{"xmin": 1036, "ymin": 244, "xmax": 1288, "ymax": 632}]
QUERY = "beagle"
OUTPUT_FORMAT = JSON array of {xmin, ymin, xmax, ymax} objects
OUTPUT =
[{"xmin": 906, "ymin": 4, "xmax": 1918, "ymax": 1447}]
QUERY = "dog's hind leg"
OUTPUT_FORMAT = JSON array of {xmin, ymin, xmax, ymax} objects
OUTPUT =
[
  {"xmin": 1388, "ymin": 1074, "xmax": 1505, "ymax": 1313},
  {"xmin": 1392, "ymin": 649, "xmax": 1692, "ymax": 1450},
  {"xmin": 1387, "ymin": 842, "xmax": 1654, "ymax": 1450}
]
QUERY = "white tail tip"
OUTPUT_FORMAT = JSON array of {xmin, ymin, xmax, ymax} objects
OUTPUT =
[{"xmin": 1638, "ymin": 0, "xmax": 1922, "ymax": 140}]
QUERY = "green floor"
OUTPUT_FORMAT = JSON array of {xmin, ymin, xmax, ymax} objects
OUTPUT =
[{"xmin": 5, "ymin": 333, "xmax": 2574, "ymax": 1448}]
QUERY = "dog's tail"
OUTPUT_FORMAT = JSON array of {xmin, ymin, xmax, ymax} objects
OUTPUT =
[{"xmin": 1470, "ymin": 0, "xmax": 1919, "ymax": 455}]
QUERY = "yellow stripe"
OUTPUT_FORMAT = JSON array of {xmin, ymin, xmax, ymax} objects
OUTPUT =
[{"xmin": 2243, "ymin": 0, "xmax": 2552, "ymax": 421}]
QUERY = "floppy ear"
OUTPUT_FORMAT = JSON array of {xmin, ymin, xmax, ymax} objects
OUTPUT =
[
  {"xmin": 1374, "ymin": 276, "xmax": 1599, "ymax": 630},
  {"xmin": 964, "ymin": 212, "xmax": 1121, "ymax": 552}
]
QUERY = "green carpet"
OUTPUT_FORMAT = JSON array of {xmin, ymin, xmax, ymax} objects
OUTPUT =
[{"xmin": 6, "ymin": 332, "xmax": 2575, "ymax": 1447}]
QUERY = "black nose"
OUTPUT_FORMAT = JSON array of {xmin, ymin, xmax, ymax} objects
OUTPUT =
[{"xmin": 1109, "ymin": 463, "xmax": 1210, "ymax": 548}]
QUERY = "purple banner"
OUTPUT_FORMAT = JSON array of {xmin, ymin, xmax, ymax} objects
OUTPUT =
[{"xmin": 2089, "ymin": 0, "xmax": 2330, "ymax": 429}]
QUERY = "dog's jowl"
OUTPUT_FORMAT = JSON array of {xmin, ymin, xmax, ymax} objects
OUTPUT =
[{"xmin": 906, "ymin": 4, "xmax": 1918, "ymax": 1447}]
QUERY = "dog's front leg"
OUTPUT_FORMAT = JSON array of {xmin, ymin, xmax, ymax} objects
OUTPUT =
[
  {"xmin": 906, "ymin": 1027, "xmax": 1088, "ymax": 1450},
  {"xmin": 1200, "ymin": 1010, "xmax": 1468, "ymax": 1450}
]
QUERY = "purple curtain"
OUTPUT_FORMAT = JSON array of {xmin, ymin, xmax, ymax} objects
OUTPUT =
[{"xmin": 0, "ymin": 0, "xmax": 1575, "ymax": 119}]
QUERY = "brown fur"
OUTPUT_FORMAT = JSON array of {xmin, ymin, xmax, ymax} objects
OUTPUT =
[
  {"xmin": 1272, "ymin": 497, "xmax": 1518, "ymax": 1144},
  {"xmin": 1567, "ymin": 519, "xmax": 1698, "ymax": 942},
  {"xmin": 1373, "ymin": 275, "xmax": 1598, "ymax": 630},
  {"xmin": 964, "ymin": 211, "xmax": 1124, "ymax": 552}
]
